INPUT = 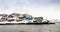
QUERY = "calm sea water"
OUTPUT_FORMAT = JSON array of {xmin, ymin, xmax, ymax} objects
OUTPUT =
[{"xmin": 0, "ymin": 23, "xmax": 60, "ymax": 32}]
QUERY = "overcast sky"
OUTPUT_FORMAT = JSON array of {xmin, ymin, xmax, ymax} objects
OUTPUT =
[{"xmin": 0, "ymin": 0, "xmax": 60, "ymax": 20}]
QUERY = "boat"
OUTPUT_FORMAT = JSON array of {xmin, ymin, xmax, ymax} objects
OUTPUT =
[
  {"xmin": 0, "ymin": 19, "xmax": 55, "ymax": 25},
  {"xmin": 0, "ymin": 13, "xmax": 55, "ymax": 25}
]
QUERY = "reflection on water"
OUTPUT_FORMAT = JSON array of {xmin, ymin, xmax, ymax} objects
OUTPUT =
[{"xmin": 0, "ymin": 23, "xmax": 60, "ymax": 32}]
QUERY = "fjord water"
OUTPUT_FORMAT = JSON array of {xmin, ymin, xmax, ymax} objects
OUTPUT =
[{"xmin": 0, "ymin": 23, "xmax": 60, "ymax": 32}]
